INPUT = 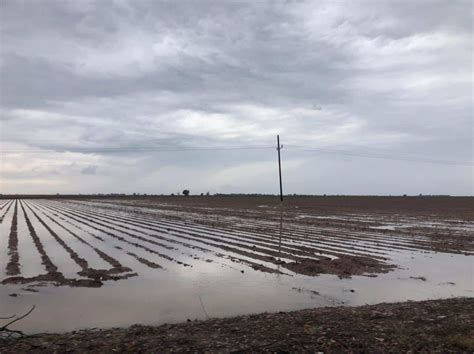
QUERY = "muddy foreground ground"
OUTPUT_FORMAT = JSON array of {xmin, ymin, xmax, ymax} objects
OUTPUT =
[{"xmin": 1, "ymin": 297, "xmax": 473, "ymax": 352}]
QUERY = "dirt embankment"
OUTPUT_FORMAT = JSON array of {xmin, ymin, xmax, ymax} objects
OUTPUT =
[{"xmin": 1, "ymin": 298, "xmax": 472, "ymax": 352}]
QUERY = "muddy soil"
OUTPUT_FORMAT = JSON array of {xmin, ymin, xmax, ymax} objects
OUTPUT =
[
  {"xmin": 284, "ymin": 255, "xmax": 396, "ymax": 278},
  {"xmin": 2, "ymin": 201, "xmax": 138, "ymax": 288},
  {"xmin": 72, "ymin": 195, "xmax": 474, "ymax": 218},
  {"xmin": 1, "ymin": 297, "xmax": 472, "ymax": 352},
  {"xmin": 62, "ymin": 201, "xmax": 393, "ymax": 276},
  {"xmin": 6, "ymin": 201, "xmax": 20, "ymax": 276},
  {"xmin": 1, "ymin": 197, "xmax": 472, "ymax": 290},
  {"xmin": 86, "ymin": 196, "xmax": 474, "ymax": 255},
  {"xmin": 7, "ymin": 195, "xmax": 472, "ymax": 216}
]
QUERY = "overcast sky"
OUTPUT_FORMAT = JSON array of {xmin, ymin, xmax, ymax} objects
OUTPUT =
[{"xmin": 0, "ymin": 0, "xmax": 472, "ymax": 195}]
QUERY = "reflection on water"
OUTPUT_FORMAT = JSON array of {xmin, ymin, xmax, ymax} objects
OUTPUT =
[
  {"xmin": 0, "ymin": 199, "xmax": 473, "ymax": 333},
  {"xmin": 1, "ymin": 248, "xmax": 472, "ymax": 334},
  {"xmin": 278, "ymin": 203, "xmax": 283, "ymax": 262}
]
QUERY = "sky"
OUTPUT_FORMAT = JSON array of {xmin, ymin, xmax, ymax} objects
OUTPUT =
[{"xmin": 0, "ymin": 0, "xmax": 472, "ymax": 195}]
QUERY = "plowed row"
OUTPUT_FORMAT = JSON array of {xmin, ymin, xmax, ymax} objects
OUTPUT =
[{"xmin": 1, "ymin": 198, "xmax": 472, "ymax": 289}]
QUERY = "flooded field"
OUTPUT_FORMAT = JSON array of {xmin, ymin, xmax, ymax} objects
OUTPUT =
[{"xmin": 1, "ymin": 197, "xmax": 473, "ymax": 333}]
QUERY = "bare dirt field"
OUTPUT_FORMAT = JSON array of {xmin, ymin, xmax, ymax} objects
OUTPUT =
[{"xmin": 0, "ymin": 196, "xmax": 473, "ymax": 347}]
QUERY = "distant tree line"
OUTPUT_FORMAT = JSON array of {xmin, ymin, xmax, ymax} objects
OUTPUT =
[{"xmin": 0, "ymin": 193, "xmax": 455, "ymax": 198}]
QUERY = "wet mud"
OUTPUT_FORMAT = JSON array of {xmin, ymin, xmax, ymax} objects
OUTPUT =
[
  {"xmin": 6, "ymin": 201, "xmax": 20, "ymax": 276},
  {"xmin": 284, "ymin": 255, "xmax": 396, "ymax": 278},
  {"xmin": 1, "ymin": 197, "xmax": 472, "ymax": 291}
]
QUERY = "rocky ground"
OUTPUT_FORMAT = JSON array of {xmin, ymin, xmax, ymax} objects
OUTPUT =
[{"xmin": 1, "ymin": 297, "xmax": 473, "ymax": 353}]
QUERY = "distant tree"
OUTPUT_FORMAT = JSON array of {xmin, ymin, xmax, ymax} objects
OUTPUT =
[
  {"xmin": 171, "ymin": 193, "xmax": 175, "ymax": 196},
  {"xmin": 182, "ymin": 189, "xmax": 190, "ymax": 196},
  {"xmin": 206, "ymin": 191, "xmax": 210, "ymax": 196},
  {"xmin": 200, "ymin": 193, "xmax": 204, "ymax": 196}
]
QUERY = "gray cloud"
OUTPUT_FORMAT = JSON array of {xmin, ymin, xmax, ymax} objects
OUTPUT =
[
  {"xmin": 81, "ymin": 165, "xmax": 98, "ymax": 175},
  {"xmin": 0, "ymin": 0, "xmax": 472, "ymax": 195}
]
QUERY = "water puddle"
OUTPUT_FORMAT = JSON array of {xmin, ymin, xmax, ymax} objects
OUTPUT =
[{"xmin": 1, "ymin": 199, "xmax": 472, "ymax": 334}]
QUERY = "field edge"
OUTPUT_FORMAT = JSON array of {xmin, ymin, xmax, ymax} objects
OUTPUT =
[{"xmin": 2, "ymin": 297, "xmax": 473, "ymax": 352}]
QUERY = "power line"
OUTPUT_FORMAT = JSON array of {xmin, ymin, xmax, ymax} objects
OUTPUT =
[
  {"xmin": 1, "ymin": 143, "xmax": 472, "ymax": 166},
  {"xmin": 0, "ymin": 146, "xmax": 275, "ymax": 153},
  {"xmin": 284, "ymin": 145, "xmax": 473, "ymax": 166}
]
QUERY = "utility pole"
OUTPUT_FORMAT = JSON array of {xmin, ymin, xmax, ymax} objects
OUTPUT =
[
  {"xmin": 277, "ymin": 135, "xmax": 284, "ymax": 266},
  {"xmin": 277, "ymin": 135, "xmax": 283, "ymax": 202}
]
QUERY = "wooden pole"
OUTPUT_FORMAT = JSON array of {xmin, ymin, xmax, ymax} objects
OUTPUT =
[
  {"xmin": 277, "ymin": 135, "xmax": 284, "ymax": 266},
  {"xmin": 277, "ymin": 135, "xmax": 283, "ymax": 202}
]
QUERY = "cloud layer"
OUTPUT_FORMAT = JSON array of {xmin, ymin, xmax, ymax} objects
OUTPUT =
[{"xmin": 1, "ymin": 0, "xmax": 472, "ymax": 195}]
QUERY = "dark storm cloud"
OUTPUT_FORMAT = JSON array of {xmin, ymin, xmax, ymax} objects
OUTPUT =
[{"xmin": 1, "ymin": 0, "xmax": 472, "ymax": 194}]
